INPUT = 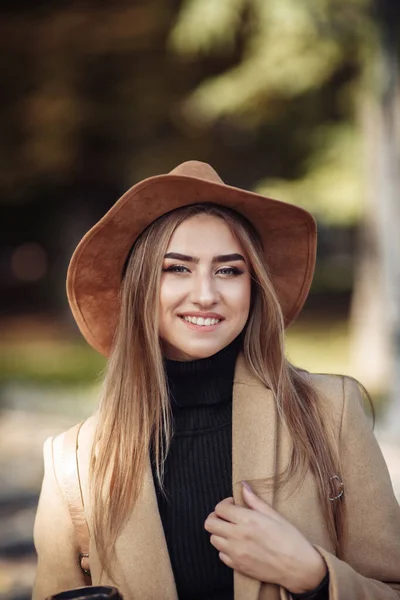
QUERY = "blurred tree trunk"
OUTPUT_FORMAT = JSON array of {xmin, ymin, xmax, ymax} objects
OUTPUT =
[
  {"xmin": 351, "ymin": 3, "xmax": 400, "ymax": 436},
  {"xmin": 373, "ymin": 10, "xmax": 400, "ymax": 436},
  {"xmin": 349, "ymin": 101, "xmax": 391, "ymax": 395}
]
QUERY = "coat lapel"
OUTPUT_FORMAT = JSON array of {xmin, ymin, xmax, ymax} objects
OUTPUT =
[
  {"xmin": 88, "ymin": 453, "xmax": 178, "ymax": 599},
  {"xmin": 110, "ymin": 456, "xmax": 179, "ymax": 600},
  {"xmin": 232, "ymin": 353, "xmax": 279, "ymax": 600}
]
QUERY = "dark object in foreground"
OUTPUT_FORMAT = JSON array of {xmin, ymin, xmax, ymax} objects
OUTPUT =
[{"xmin": 46, "ymin": 586, "xmax": 122, "ymax": 600}]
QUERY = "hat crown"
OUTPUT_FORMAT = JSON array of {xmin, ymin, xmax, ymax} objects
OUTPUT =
[{"xmin": 169, "ymin": 160, "xmax": 224, "ymax": 184}]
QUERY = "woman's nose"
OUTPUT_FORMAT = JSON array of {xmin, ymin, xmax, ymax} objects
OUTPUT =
[{"xmin": 189, "ymin": 273, "xmax": 218, "ymax": 307}]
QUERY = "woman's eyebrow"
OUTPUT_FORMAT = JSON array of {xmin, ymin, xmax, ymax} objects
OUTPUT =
[
  {"xmin": 212, "ymin": 253, "xmax": 246, "ymax": 264},
  {"xmin": 164, "ymin": 252, "xmax": 246, "ymax": 263}
]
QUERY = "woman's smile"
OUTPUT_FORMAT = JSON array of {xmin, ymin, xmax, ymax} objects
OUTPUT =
[{"xmin": 178, "ymin": 312, "xmax": 224, "ymax": 331}]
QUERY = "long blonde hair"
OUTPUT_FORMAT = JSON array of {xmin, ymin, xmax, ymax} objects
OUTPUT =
[{"xmin": 90, "ymin": 203, "xmax": 345, "ymax": 576}]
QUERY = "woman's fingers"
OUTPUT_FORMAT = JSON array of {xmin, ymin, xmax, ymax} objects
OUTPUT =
[
  {"xmin": 240, "ymin": 483, "xmax": 282, "ymax": 521},
  {"xmin": 205, "ymin": 512, "xmax": 235, "ymax": 537},
  {"xmin": 214, "ymin": 498, "xmax": 248, "ymax": 523},
  {"xmin": 218, "ymin": 552, "xmax": 233, "ymax": 567},
  {"xmin": 209, "ymin": 534, "xmax": 228, "ymax": 551},
  {"xmin": 214, "ymin": 492, "xmax": 280, "ymax": 525}
]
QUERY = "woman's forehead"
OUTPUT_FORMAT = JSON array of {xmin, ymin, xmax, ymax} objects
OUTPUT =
[{"xmin": 166, "ymin": 214, "xmax": 245, "ymax": 255}]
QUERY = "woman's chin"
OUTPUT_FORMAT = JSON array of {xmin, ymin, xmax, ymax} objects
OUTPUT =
[{"xmin": 163, "ymin": 339, "xmax": 228, "ymax": 361}]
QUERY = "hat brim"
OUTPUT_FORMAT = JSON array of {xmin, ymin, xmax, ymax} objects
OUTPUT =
[{"xmin": 67, "ymin": 174, "xmax": 317, "ymax": 356}]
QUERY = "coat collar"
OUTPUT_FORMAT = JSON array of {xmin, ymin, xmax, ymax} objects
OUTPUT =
[{"xmin": 89, "ymin": 352, "xmax": 281, "ymax": 600}]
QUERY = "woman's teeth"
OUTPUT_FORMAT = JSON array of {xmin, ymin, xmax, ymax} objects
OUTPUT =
[{"xmin": 182, "ymin": 316, "xmax": 221, "ymax": 326}]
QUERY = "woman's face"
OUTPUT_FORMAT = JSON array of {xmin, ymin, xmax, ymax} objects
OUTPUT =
[{"xmin": 159, "ymin": 214, "xmax": 251, "ymax": 361}]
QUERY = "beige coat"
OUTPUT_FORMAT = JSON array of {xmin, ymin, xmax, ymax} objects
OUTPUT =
[{"xmin": 32, "ymin": 354, "xmax": 400, "ymax": 600}]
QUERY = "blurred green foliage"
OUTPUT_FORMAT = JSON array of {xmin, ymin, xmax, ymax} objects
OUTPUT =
[
  {"xmin": 170, "ymin": 0, "xmax": 373, "ymax": 118},
  {"xmin": 0, "ymin": 342, "xmax": 105, "ymax": 386},
  {"xmin": 257, "ymin": 125, "xmax": 364, "ymax": 225},
  {"xmin": 169, "ymin": 0, "xmax": 377, "ymax": 225}
]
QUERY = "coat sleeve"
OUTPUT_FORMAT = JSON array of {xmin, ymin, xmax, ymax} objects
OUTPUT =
[
  {"xmin": 32, "ymin": 436, "xmax": 87, "ymax": 600},
  {"xmin": 314, "ymin": 376, "xmax": 400, "ymax": 599}
]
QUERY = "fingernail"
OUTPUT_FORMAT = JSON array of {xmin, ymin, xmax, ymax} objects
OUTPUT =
[{"xmin": 241, "ymin": 481, "xmax": 253, "ymax": 493}]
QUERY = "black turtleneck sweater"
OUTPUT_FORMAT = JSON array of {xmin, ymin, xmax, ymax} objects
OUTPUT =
[
  {"xmin": 151, "ymin": 337, "xmax": 329, "ymax": 600},
  {"xmin": 152, "ymin": 337, "xmax": 240, "ymax": 600}
]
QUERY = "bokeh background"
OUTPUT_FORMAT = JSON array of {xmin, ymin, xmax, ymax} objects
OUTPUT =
[{"xmin": 1, "ymin": 1, "xmax": 400, "ymax": 598}]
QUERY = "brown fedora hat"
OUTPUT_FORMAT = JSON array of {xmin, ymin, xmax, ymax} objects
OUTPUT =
[{"xmin": 67, "ymin": 160, "xmax": 317, "ymax": 356}]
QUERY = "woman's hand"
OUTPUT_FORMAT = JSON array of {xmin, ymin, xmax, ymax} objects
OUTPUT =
[{"xmin": 204, "ymin": 482, "xmax": 327, "ymax": 594}]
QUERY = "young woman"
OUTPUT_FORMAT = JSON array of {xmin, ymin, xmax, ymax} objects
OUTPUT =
[{"xmin": 33, "ymin": 161, "xmax": 400, "ymax": 600}]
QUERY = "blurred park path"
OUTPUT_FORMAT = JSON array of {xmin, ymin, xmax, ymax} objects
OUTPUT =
[{"xmin": 0, "ymin": 387, "xmax": 399, "ymax": 600}]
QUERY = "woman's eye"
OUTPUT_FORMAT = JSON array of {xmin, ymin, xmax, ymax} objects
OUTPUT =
[
  {"xmin": 217, "ymin": 267, "xmax": 243, "ymax": 276},
  {"xmin": 163, "ymin": 265, "xmax": 190, "ymax": 273}
]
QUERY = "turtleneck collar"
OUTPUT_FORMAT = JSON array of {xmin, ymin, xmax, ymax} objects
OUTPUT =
[{"xmin": 164, "ymin": 335, "xmax": 242, "ymax": 410}]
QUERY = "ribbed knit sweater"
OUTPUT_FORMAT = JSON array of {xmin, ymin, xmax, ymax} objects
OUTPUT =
[
  {"xmin": 152, "ymin": 337, "xmax": 240, "ymax": 600},
  {"xmin": 151, "ymin": 338, "xmax": 329, "ymax": 600}
]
